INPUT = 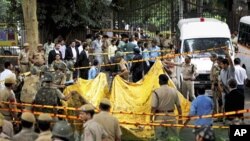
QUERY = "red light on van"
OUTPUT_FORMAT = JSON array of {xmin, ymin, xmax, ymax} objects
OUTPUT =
[{"xmin": 200, "ymin": 17, "xmax": 205, "ymax": 22}]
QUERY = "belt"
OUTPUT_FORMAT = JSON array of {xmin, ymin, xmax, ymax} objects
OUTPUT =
[
  {"xmin": 156, "ymin": 110, "xmax": 174, "ymax": 113},
  {"xmin": 183, "ymin": 78, "xmax": 194, "ymax": 81}
]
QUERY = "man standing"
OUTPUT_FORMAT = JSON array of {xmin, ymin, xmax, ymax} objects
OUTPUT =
[
  {"xmin": 30, "ymin": 44, "xmax": 45, "ymax": 70},
  {"xmin": 165, "ymin": 55, "xmax": 198, "ymax": 101},
  {"xmin": 102, "ymin": 35, "xmax": 111, "ymax": 65},
  {"xmin": 35, "ymin": 113, "xmax": 53, "ymax": 141},
  {"xmin": 234, "ymin": 58, "xmax": 247, "ymax": 94},
  {"xmin": 209, "ymin": 53, "xmax": 221, "ymax": 113},
  {"xmin": 79, "ymin": 104, "xmax": 107, "ymax": 141},
  {"xmin": 0, "ymin": 62, "xmax": 16, "ymax": 88},
  {"xmin": 44, "ymin": 38, "xmax": 55, "ymax": 64},
  {"xmin": 65, "ymin": 41, "xmax": 79, "ymax": 79},
  {"xmin": 78, "ymin": 43, "xmax": 90, "ymax": 79},
  {"xmin": 0, "ymin": 77, "xmax": 17, "ymax": 121},
  {"xmin": 13, "ymin": 112, "xmax": 38, "ymax": 141},
  {"xmin": 148, "ymin": 40, "xmax": 161, "ymax": 68},
  {"xmin": 94, "ymin": 98, "xmax": 122, "ymax": 141},
  {"xmin": 18, "ymin": 43, "xmax": 30, "ymax": 73},
  {"xmin": 184, "ymin": 85, "xmax": 214, "ymax": 127},
  {"xmin": 224, "ymin": 78, "xmax": 245, "ymax": 124},
  {"xmin": 113, "ymin": 51, "xmax": 129, "ymax": 81},
  {"xmin": 92, "ymin": 34, "xmax": 103, "ymax": 66},
  {"xmin": 130, "ymin": 48, "xmax": 143, "ymax": 82},
  {"xmin": 33, "ymin": 72, "xmax": 70, "ymax": 114},
  {"xmin": 48, "ymin": 43, "xmax": 62, "ymax": 66},
  {"xmin": 151, "ymin": 74, "xmax": 182, "ymax": 140},
  {"xmin": 20, "ymin": 67, "xmax": 41, "ymax": 110}
]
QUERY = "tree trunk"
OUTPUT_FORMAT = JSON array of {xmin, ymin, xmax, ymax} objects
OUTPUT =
[{"xmin": 22, "ymin": 0, "xmax": 39, "ymax": 53}]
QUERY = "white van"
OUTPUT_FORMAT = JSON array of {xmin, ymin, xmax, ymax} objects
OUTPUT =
[{"xmin": 176, "ymin": 18, "xmax": 234, "ymax": 92}]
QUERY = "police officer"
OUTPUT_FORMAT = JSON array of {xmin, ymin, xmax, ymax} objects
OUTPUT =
[
  {"xmin": 79, "ymin": 104, "xmax": 107, "ymax": 141},
  {"xmin": 51, "ymin": 121, "xmax": 74, "ymax": 141},
  {"xmin": 33, "ymin": 72, "xmax": 70, "ymax": 114},
  {"xmin": 151, "ymin": 74, "xmax": 182, "ymax": 140},
  {"xmin": 0, "ymin": 113, "xmax": 14, "ymax": 139},
  {"xmin": 165, "ymin": 55, "xmax": 198, "ymax": 101},
  {"xmin": 93, "ymin": 98, "xmax": 122, "ymax": 141},
  {"xmin": 18, "ymin": 43, "xmax": 30, "ymax": 73},
  {"xmin": 113, "ymin": 51, "xmax": 129, "ymax": 81},
  {"xmin": 210, "ymin": 53, "xmax": 221, "ymax": 113},
  {"xmin": 35, "ymin": 113, "xmax": 53, "ymax": 141},
  {"xmin": 20, "ymin": 67, "xmax": 41, "ymax": 110},
  {"xmin": 30, "ymin": 43, "xmax": 46, "ymax": 70},
  {"xmin": 0, "ymin": 77, "xmax": 18, "ymax": 121},
  {"xmin": 13, "ymin": 112, "xmax": 38, "ymax": 141},
  {"xmin": 53, "ymin": 63, "xmax": 66, "ymax": 91},
  {"xmin": 0, "ymin": 117, "xmax": 11, "ymax": 140}
]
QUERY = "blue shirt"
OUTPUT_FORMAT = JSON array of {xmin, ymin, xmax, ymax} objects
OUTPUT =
[
  {"xmin": 143, "ymin": 49, "xmax": 150, "ymax": 66},
  {"xmin": 88, "ymin": 66, "xmax": 99, "ymax": 80},
  {"xmin": 189, "ymin": 95, "xmax": 214, "ymax": 126},
  {"xmin": 149, "ymin": 46, "xmax": 161, "ymax": 62}
]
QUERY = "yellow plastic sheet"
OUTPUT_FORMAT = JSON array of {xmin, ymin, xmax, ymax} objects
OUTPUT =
[
  {"xmin": 110, "ymin": 60, "xmax": 190, "ymax": 139},
  {"xmin": 63, "ymin": 73, "xmax": 109, "ymax": 108},
  {"xmin": 63, "ymin": 60, "xmax": 190, "ymax": 140}
]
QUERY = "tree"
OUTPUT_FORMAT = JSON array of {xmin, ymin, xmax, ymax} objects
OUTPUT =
[{"xmin": 22, "ymin": 0, "xmax": 39, "ymax": 52}]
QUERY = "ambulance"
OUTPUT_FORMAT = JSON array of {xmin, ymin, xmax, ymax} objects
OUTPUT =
[{"xmin": 176, "ymin": 18, "xmax": 234, "ymax": 93}]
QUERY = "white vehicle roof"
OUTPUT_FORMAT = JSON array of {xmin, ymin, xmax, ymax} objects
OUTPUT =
[
  {"xmin": 178, "ymin": 18, "xmax": 231, "ymax": 40},
  {"xmin": 178, "ymin": 18, "xmax": 220, "ymax": 29},
  {"xmin": 240, "ymin": 16, "xmax": 250, "ymax": 25}
]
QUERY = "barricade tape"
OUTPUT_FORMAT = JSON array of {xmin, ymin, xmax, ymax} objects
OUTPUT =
[
  {"xmin": 0, "ymin": 107, "xmax": 229, "ymax": 129},
  {"xmin": 1, "ymin": 101, "xmax": 250, "ymax": 120},
  {"xmin": 74, "ymin": 46, "xmax": 228, "ymax": 70}
]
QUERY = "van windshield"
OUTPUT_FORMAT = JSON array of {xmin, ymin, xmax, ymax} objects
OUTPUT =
[{"xmin": 183, "ymin": 38, "xmax": 231, "ymax": 57}]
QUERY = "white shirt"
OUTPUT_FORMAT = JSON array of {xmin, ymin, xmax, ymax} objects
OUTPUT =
[
  {"xmin": 44, "ymin": 42, "xmax": 55, "ymax": 56},
  {"xmin": 55, "ymin": 49, "xmax": 60, "ymax": 54},
  {"xmin": 0, "ymin": 69, "xmax": 16, "ymax": 88},
  {"xmin": 234, "ymin": 65, "xmax": 247, "ymax": 85},
  {"xmin": 59, "ymin": 45, "xmax": 66, "ymax": 59},
  {"xmin": 78, "ymin": 45, "xmax": 83, "ymax": 55},
  {"xmin": 71, "ymin": 47, "xmax": 77, "ymax": 62}
]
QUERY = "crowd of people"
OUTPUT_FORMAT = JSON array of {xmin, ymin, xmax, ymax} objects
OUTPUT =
[{"xmin": 0, "ymin": 30, "xmax": 248, "ymax": 141}]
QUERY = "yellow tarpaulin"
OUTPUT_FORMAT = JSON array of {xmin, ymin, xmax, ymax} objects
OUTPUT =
[
  {"xmin": 110, "ymin": 60, "xmax": 190, "ymax": 140},
  {"xmin": 63, "ymin": 60, "xmax": 190, "ymax": 140}
]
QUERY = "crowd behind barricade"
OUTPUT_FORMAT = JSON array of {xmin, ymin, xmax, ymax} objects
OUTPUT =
[{"xmin": 0, "ymin": 30, "xmax": 248, "ymax": 141}]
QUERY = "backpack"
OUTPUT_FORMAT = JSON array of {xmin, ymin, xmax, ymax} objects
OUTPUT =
[{"xmin": 20, "ymin": 76, "xmax": 40, "ymax": 103}]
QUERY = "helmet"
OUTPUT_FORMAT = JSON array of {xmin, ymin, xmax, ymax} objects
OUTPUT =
[
  {"xmin": 52, "ymin": 121, "xmax": 74, "ymax": 141},
  {"xmin": 58, "ymin": 63, "xmax": 67, "ymax": 70},
  {"xmin": 40, "ymin": 65, "xmax": 49, "ymax": 73},
  {"xmin": 43, "ymin": 72, "xmax": 54, "ymax": 82},
  {"xmin": 30, "ymin": 67, "xmax": 39, "ymax": 75},
  {"xmin": 66, "ymin": 61, "xmax": 74, "ymax": 70},
  {"xmin": 115, "ymin": 51, "xmax": 124, "ymax": 58}
]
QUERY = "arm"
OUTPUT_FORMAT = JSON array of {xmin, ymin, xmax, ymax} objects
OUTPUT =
[
  {"xmin": 17, "ymin": 53, "xmax": 22, "ymax": 66},
  {"xmin": 150, "ymin": 92, "xmax": 158, "ymax": 121}
]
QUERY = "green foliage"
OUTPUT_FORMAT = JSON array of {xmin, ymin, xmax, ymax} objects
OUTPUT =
[
  {"xmin": 37, "ymin": 0, "xmax": 112, "ymax": 29},
  {"xmin": 0, "ymin": 0, "xmax": 10, "ymax": 22}
]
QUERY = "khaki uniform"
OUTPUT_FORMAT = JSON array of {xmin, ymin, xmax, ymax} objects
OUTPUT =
[
  {"xmin": 0, "ymin": 133, "xmax": 10, "ymax": 141},
  {"xmin": 18, "ymin": 50, "xmax": 30, "ymax": 73},
  {"xmin": 31, "ymin": 50, "xmax": 45, "ymax": 67},
  {"xmin": 35, "ymin": 131, "xmax": 52, "ymax": 141},
  {"xmin": 3, "ymin": 120, "xmax": 14, "ymax": 139},
  {"xmin": 119, "ymin": 59, "xmax": 129, "ymax": 80},
  {"xmin": 151, "ymin": 85, "xmax": 181, "ymax": 140},
  {"xmin": 81, "ymin": 119, "xmax": 107, "ymax": 141},
  {"xmin": 53, "ymin": 72, "xmax": 66, "ymax": 86},
  {"xmin": 210, "ymin": 62, "xmax": 221, "ymax": 113},
  {"xmin": 93, "ymin": 111, "xmax": 122, "ymax": 141},
  {"xmin": 13, "ymin": 128, "xmax": 38, "ymax": 141},
  {"xmin": 21, "ymin": 75, "xmax": 41, "ymax": 110},
  {"xmin": 0, "ymin": 88, "xmax": 17, "ymax": 121},
  {"xmin": 181, "ymin": 63, "xmax": 198, "ymax": 101}
]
